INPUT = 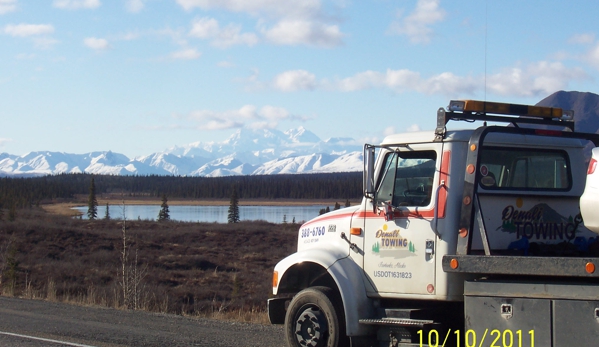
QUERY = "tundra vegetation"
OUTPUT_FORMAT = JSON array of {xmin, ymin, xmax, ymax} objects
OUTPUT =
[
  {"xmin": 0, "ymin": 172, "xmax": 360, "ymax": 322},
  {"xmin": 0, "ymin": 208, "xmax": 298, "ymax": 323}
]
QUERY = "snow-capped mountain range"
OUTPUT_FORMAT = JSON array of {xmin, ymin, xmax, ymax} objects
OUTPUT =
[
  {"xmin": 4, "ymin": 92, "xmax": 596, "ymax": 177},
  {"xmin": 0, "ymin": 127, "xmax": 364, "ymax": 177}
]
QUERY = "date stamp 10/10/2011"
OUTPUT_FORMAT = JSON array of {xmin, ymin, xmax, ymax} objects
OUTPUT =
[{"xmin": 417, "ymin": 329, "xmax": 535, "ymax": 347}]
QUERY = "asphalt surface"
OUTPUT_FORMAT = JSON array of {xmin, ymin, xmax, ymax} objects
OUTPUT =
[{"xmin": 0, "ymin": 297, "xmax": 285, "ymax": 347}]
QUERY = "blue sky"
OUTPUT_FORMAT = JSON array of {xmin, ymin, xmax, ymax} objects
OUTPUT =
[{"xmin": 1, "ymin": 0, "xmax": 598, "ymax": 158}]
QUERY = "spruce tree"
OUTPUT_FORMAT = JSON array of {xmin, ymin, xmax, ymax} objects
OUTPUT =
[
  {"xmin": 87, "ymin": 176, "xmax": 98, "ymax": 220},
  {"xmin": 228, "ymin": 186, "xmax": 240, "ymax": 224},
  {"xmin": 104, "ymin": 202, "xmax": 110, "ymax": 220},
  {"xmin": 158, "ymin": 194, "xmax": 170, "ymax": 221}
]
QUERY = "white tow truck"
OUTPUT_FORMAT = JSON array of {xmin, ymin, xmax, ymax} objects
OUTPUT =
[{"xmin": 268, "ymin": 100, "xmax": 599, "ymax": 347}]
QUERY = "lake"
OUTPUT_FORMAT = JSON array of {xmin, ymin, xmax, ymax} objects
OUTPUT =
[{"xmin": 72, "ymin": 204, "xmax": 336, "ymax": 224}]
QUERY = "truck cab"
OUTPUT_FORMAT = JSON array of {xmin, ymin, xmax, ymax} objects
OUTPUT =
[{"xmin": 268, "ymin": 100, "xmax": 599, "ymax": 347}]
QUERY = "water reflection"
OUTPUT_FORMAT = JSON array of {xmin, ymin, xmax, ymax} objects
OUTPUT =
[{"xmin": 73, "ymin": 204, "xmax": 335, "ymax": 224}]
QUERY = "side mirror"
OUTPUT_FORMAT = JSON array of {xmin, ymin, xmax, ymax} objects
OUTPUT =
[{"xmin": 364, "ymin": 144, "xmax": 376, "ymax": 198}]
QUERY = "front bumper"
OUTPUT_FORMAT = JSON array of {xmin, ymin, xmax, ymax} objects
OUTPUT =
[{"xmin": 267, "ymin": 297, "xmax": 289, "ymax": 324}]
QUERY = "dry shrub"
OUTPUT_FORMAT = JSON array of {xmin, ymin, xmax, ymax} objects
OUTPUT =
[{"xmin": 0, "ymin": 208, "xmax": 297, "ymax": 322}]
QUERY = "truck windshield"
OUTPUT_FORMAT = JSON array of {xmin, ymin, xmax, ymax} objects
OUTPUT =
[
  {"xmin": 478, "ymin": 147, "xmax": 571, "ymax": 190},
  {"xmin": 375, "ymin": 150, "xmax": 437, "ymax": 207}
]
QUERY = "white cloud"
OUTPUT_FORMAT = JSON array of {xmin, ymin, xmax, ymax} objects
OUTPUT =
[
  {"xmin": 53, "ymin": 0, "xmax": 101, "ymax": 9},
  {"xmin": 383, "ymin": 126, "xmax": 396, "ymax": 137},
  {"xmin": 584, "ymin": 43, "xmax": 599, "ymax": 71},
  {"xmin": 246, "ymin": 121, "xmax": 274, "ymax": 130},
  {"xmin": 0, "ymin": 0, "xmax": 17, "ymax": 14},
  {"xmin": 169, "ymin": 48, "xmax": 201, "ymax": 60},
  {"xmin": 384, "ymin": 69, "xmax": 423, "ymax": 91},
  {"xmin": 260, "ymin": 105, "xmax": 289, "ymax": 121},
  {"xmin": 217, "ymin": 60, "xmax": 235, "ymax": 68},
  {"xmin": 238, "ymin": 105, "xmax": 260, "ymax": 119},
  {"xmin": 126, "ymin": 0, "xmax": 144, "ymax": 13},
  {"xmin": 273, "ymin": 70, "xmax": 317, "ymax": 92},
  {"xmin": 261, "ymin": 19, "xmax": 343, "ymax": 47},
  {"xmin": 33, "ymin": 37, "xmax": 60, "ymax": 49},
  {"xmin": 121, "ymin": 31, "xmax": 140, "ymax": 41},
  {"xmin": 4, "ymin": 23, "xmax": 54, "ymax": 37},
  {"xmin": 155, "ymin": 27, "xmax": 188, "ymax": 46},
  {"xmin": 187, "ymin": 105, "xmax": 301, "ymax": 130},
  {"xmin": 189, "ymin": 17, "xmax": 258, "ymax": 48},
  {"xmin": 336, "ymin": 70, "xmax": 385, "ymax": 91},
  {"xmin": 272, "ymin": 68, "xmax": 465, "ymax": 94},
  {"xmin": 192, "ymin": 117, "xmax": 243, "ymax": 131},
  {"xmin": 241, "ymin": 68, "xmax": 266, "ymax": 91},
  {"xmin": 268, "ymin": 60, "xmax": 585, "ymax": 98},
  {"xmin": 388, "ymin": 0, "xmax": 446, "ymax": 44},
  {"xmin": 360, "ymin": 135, "xmax": 381, "ymax": 146},
  {"xmin": 83, "ymin": 37, "xmax": 110, "ymax": 50},
  {"xmin": 189, "ymin": 17, "xmax": 219, "ymax": 38},
  {"xmin": 0, "ymin": 137, "xmax": 12, "ymax": 146},
  {"xmin": 569, "ymin": 33, "xmax": 595, "ymax": 45},
  {"xmin": 419, "ymin": 72, "xmax": 477, "ymax": 95},
  {"xmin": 383, "ymin": 125, "xmax": 420, "ymax": 136},
  {"xmin": 179, "ymin": 0, "xmax": 344, "ymax": 48},
  {"xmin": 188, "ymin": 108, "xmax": 249, "ymax": 131},
  {"xmin": 15, "ymin": 53, "xmax": 35, "ymax": 60},
  {"xmin": 4, "ymin": 24, "xmax": 59, "ymax": 48},
  {"xmin": 406, "ymin": 124, "xmax": 421, "ymax": 132},
  {"xmin": 176, "ymin": 0, "xmax": 321, "ymax": 19},
  {"xmin": 486, "ymin": 61, "xmax": 588, "ymax": 97}
]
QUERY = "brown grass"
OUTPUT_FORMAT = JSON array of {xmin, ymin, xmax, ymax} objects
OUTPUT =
[{"xmin": 0, "ymin": 208, "xmax": 298, "ymax": 323}]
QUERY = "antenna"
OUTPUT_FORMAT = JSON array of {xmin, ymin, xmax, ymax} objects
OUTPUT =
[{"xmin": 484, "ymin": 0, "xmax": 488, "ymax": 101}]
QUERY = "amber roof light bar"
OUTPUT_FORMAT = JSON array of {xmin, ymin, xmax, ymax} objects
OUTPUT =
[
  {"xmin": 447, "ymin": 100, "xmax": 574, "ymax": 120},
  {"xmin": 435, "ymin": 100, "xmax": 576, "ymax": 140}
]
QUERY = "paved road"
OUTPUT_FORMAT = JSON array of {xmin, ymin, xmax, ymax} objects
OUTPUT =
[{"xmin": 0, "ymin": 297, "xmax": 285, "ymax": 347}]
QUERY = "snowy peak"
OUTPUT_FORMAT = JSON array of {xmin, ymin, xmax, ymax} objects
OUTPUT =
[
  {"xmin": 0, "ymin": 126, "xmax": 363, "ymax": 177},
  {"xmin": 223, "ymin": 128, "xmax": 284, "ymax": 148},
  {"xmin": 284, "ymin": 126, "xmax": 321, "ymax": 143},
  {"xmin": 0, "ymin": 151, "xmax": 131, "ymax": 176},
  {"xmin": 89, "ymin": 151, "xmax": 129, "ymax": 166},
  {"xmin": 161, "ymin": 142, "xmax": 214, "ymax": 159}
]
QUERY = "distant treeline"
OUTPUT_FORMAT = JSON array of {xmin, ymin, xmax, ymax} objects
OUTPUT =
[{"xmin": 0, "ymin": 172, "xmax": 363, "ymax": 208}]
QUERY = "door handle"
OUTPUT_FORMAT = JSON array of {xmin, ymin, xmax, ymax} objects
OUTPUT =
[
  {"xmin": 433, "ymin": 180, "xmax": 446, "ymax": 239},
  {"xmin": 341, "ymin": 232, "xmax": 360, "ymax": 253}
]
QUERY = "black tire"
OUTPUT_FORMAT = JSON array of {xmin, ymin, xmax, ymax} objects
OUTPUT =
[{"xmin": 284, "ymin": 286, "xmax": 348, "ymax": 347}]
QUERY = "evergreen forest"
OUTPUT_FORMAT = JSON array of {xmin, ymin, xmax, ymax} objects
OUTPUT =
[{"xmin": 0, "ymin": 172, "xmax": 363, "ymax": 209}]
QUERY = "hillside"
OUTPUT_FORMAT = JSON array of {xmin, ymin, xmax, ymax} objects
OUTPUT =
[{"xmin": 536, "ymin": 90, "xmax": 599, "ymax": 134}]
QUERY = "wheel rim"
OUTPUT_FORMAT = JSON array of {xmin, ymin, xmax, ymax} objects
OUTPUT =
[{"xmin": 294, "ymin": 306, "xmax": 328, "ymax": 347}]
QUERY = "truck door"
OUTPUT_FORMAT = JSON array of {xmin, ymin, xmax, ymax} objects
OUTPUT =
[{"xmin": 361, "ymin": 145, "xmax": 442, "ymax": 296}]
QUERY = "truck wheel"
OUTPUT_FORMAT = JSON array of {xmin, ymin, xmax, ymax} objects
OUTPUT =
[{"xmin": 285, "ymin": 286, "xmax": 347, "ymax": 347}]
